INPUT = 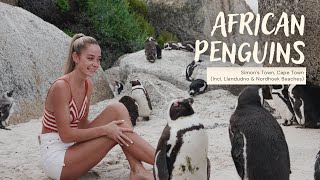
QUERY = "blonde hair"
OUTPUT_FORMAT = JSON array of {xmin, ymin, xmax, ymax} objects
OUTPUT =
[{"xmin": 64, "ymin": 33, "xmax": 99, "ymax": 75}]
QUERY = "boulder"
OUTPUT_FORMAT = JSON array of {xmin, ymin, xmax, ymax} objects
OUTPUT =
[
  {"xmin": 119, "ymin": 49, "xmax": 246, "ymax": 96},
  {"xmin": 259, "ymin": 0, "xmax": 320, "ymax": 85},
  {"xmin": 146, "ymin": 0, "xmax": 256, "ymax": 63},
  {"xmin": 0, "ymin": 2, "xmax": 113, "ymax": 124}
]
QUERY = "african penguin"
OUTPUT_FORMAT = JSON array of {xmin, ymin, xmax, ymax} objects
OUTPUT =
[
  {"xmin": 153, "ymin": 97, "xmax": 210, "ymax": 180},
  {"xmin": 0, "ymin": 90, "xmax": 15, "ymax": 130},
  {"xmin": 151, "ymin": 38, "xmax": 162, "ymax": 59},
  {"xmin": 119, "ymin": 95, "xmax": 139, "ymax": 126},
  {"xmin": 115, "ymin": 81, "xmax": 124, "ymax": 95},
  {"xmin": 130, "ymin": 80, "xmax": 152, "ymax": 121},
  {"xmin": 315, "ymin": 151, "xmax": 320, "ymax": 180},
  {"xmin": 145, "ymin": 37, "xmax": 157, "ymax": 63},
  {"xmin": 189, "ymin": 79, "xmax": 207, "ymax": 96},
  {"xmin": 288, "ymin": 82, "xmax": 320, "ymax": 128},
  {"xmin": 185, "ymin": 59, "xmax": 203, "ymax": 82},
  {"xmin": 271, "ymin": 85, "xmax": 296, "ymax": 126},
  {"xmin": 229, "ymin": 86, "xmax": 290, "ymax": 180},
  {"xmin": 163, "ymin": 41, "xmax": 180, "ymax": 50},
  {"xmin": 179, "ymin": 41, "xmax": 195, "ymax": 52}
]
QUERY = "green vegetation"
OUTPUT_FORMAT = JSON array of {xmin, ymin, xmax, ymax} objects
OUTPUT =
[
  {"xmin": 63, "ymin": 28, "xmax": 75, "ymax": 37},
  {"xmin": 157, "ymin": 30, "xmax": 179, "ymax": 49},
  {"xmin": 55, "ymin": 0, "xmax": 70, "ymax": 12},
  {"xmin": 75, "ymin": 0, "xmax": 155, "ymax": 68}
]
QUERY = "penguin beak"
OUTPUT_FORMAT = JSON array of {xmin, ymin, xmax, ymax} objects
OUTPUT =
[{"xmin": 187, "ymin": 98, "xmax": 194, "ymax": 105}]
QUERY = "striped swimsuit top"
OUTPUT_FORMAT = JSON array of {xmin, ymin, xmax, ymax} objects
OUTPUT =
[{"xmin": 42, "ymin": 79, "xmax": 88, "ymax": 133}]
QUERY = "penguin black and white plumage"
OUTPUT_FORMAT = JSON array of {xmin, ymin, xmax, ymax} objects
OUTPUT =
[
  {"xmin": 145, "ymin": 37, "xmax": 157, "ymax": 63},
  {"xmin": 119, "ymin": 95, "xmax": 139, "ymax": 126},
  {"xmin": 115, "ymin": 81, "xmax": 124, "ymax": 95},
  {"xmin": 163, "ymin": 41, "xmax": 180, "ymax": 50},
  {"xmin": 130, "ymin": 80, "xmax": 152, "ymax": 121},
  {"xmin": 189, "ymin": 79, "xmax": 207, "ymax": 96},
  {"xmin": 271, "ymin": 85, "xmax": 296, "ymax": 126},
  {"xmin": 229, "ymin": 86, "xmax": 290, "ymax": 180},
  {"xmin": 153, "ymin": 97, "xmax": 210, "ymax": 180},
  {"xmin": 0, "ymin": 90, "xmax": 15, "ymax": 130},
  {"xmin": 288, "ymin": 82, "xmax": 320, "ymax": 128},
  {"xmin": 185, "ymin": 59, "xmax": 203, "ymax": 82},
  {"xmin": 179, "ymin": 41, "xmax": 195, "ymax": 52},
  {"xmin": 314, "ymin": 151, "xmax": 320, "ymax": 180},
  {"xmin": 151, "ymin": 38, "xmax": 162, "ymax": 59}
]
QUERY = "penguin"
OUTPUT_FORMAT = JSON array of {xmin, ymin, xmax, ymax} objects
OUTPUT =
[
  {"xmin": 115, "ymin": 81, "xmax": 124, "ymax": 95},
  {"xmin": 130, "ymin": 80, "xmax": 152, "ymax": 121},
  {"xmin": 189, "ymin": 79, "xmax": 207, "ymax": 96},
  {"xmin": 150, "ymin": 38, "xmax": 162, "ymax": 59},
  {"xmin": 153, "ymin": 97, "xmax": 210, "ymax": 180},
  {"xmin": 229, "ymin": 86, "xmax": 291, "ymax": 180},
  {"xmin": 271, "ymin": 85, "xmax": 296, "ymax": 126},
  {"xmin": 179, "ymin": 41, "xmax": 195, "ymax": 52},
  {"xmin": 163, "ymin": 41, "xmax": 180, "ymax": 50},
  {"xmin": 0, "ymin": 90, "xmax": 15, "ymax": 130},
  {"xmin": 314, "ymin": 151, "xmax": 320, "ymax": 180},
  {"xmin": 119, "ymin": 95, "xmax": 139, "ymax": 126},
  {"xmin": 145, "ymin": 37, "xmax": 157, "ymax": 63},
  {"xmin": 288, "ymin": 82, "xmax": 320, "ymax": 128},
  {"xmin": 185, "ymin": 59, "xmax": 203, "ymax": 82}
]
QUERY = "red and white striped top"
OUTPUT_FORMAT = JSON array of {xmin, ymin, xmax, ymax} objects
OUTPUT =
[{"xmin": 42, "ymin": 79, "xmax": 88, "ymax": 133}]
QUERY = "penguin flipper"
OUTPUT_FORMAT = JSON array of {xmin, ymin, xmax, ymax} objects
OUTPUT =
[
  {"xmin": 143, "ymin": 88, "xmax": 153, "ymax": 110},
  {"xmin": 154, "ymin": 125, "xmax": 170, "ymax": 180},
  {"xmin": 230, "ymin": 131, "xmax": 245, "ymax": 179}
]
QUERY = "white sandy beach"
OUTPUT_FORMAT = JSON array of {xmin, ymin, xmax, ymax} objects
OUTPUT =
[{"xmin": 0, "ymin": 84, "xmax": 319, "ymax": 180}]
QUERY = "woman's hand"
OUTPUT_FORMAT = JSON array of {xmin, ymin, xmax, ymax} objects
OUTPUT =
[{"xmin": 104, "ymin": 120, "xmax": 134, "ymax": 146}]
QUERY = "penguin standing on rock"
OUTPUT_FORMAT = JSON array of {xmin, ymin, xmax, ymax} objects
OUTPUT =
[
  {"xmin": 145, "ymin": 37, "xmax": 157, "ymax": 63},
  {"xmin": 130, "ymin": 80, "xmax": 152, "ymax": 121},
  {"xmin": 0, "ymin": 90, "xmax": 15, "ymax": 130},
  {"xmin": 154, "ymin": 97, "xmax": 210, "ymax": 180},
  {"xmin": 186, "ymin": 59, "xmax": 203, "ymax": 82},
  {"xmin": 229, "ymin": 86, "xmax": 290, "ymax": 180},
  {"xmin": 115, "ymin": 81, "xmax": 124, "ymax": 95},
  {"xmin": 189, "ymin": 79, "xmax": 207, "ymax": 96}
]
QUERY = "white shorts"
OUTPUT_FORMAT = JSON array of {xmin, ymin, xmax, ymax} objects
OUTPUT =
[{"xmin": 39, "ymin": 133, "xmax": 74, "ymax": 180}]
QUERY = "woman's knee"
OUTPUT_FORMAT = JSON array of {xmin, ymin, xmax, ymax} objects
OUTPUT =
[{"xmin": 107, "ymin": 102, "xmax": 128, "ymax": 115}]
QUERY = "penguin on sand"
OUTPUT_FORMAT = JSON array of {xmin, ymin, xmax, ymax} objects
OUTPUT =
[
  {"xmin": 229, "ymin": 86, "xmax": 290, "ymax": 180},
  {"xmin": 271, "ymin": 85, "xmax": 296, "ymax": 126},
  {"xmin": 119, "ymin": 95, "xmax": 139, "ymax": 126},
  {"xmin": 130, "ymin": 80, "xmax": 152, "ymax": 121},
  {"xmin": 314, "ymin": 151, "xmax": 320, "ymax": 180},
  {"xmin": 0, "ymin": 90, "xmax": 15, "ymax": 130},
  {"xmin": 154, "ymin": 97, "xmax": 210, "ymax": 180}
]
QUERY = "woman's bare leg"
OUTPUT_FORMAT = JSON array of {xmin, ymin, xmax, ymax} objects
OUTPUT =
[{"xmin": 60, "ymin": 102, "xmax": 155, "ymax": 179}]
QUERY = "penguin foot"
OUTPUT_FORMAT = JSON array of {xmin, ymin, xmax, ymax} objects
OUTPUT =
[{"xmin": 143, "ymin": 117, "xmax": 150, "ymax": 121}]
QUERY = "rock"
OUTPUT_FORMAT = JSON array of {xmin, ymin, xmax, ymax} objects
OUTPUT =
[
  {"xmin": 0, "ymin": 2, "xmax": 113, "ymax": 124},
  {"xmin": 119, "ymin": 49, "xmax": 246, "ymax": 95},
  {"xmin": 0, "ymin": 0, "xmax": 17, "ymax": 6},
  {"xmin": 259, "ymin": 0, "xmax": 320, "ymax": 85},
  {"xmin": 146, "ymin": 0, "xmax": 256, "ymax": 64}
]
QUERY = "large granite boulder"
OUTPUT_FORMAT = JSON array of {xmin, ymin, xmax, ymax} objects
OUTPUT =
[
  {"xmin": 0, "ymin": 2, "xmax": 113, "ymax": 124},
  {"xmin": 259, "ymin": 0, "xmax": 320, "ymax": 85},
  {"xmin": 146, "ymin": 0, "xmax": 256, "ymax": 61},
  {"xmin": 119, "ymin": 49, "xmax": 245, "ymax": 96}
]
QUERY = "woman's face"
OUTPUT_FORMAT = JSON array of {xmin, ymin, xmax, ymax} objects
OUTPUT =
[{"xmin": 73, "ymin": 44, "xmax": 101, "ymax": 77}]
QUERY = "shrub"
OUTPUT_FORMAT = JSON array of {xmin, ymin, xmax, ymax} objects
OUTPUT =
[
  {"xmin": 55, "ymin": 0, "xmax": 70, "ymax": 12},
  {"xmin": 127, "ymin": 0, "xmax": 148, "ymax": 17}
]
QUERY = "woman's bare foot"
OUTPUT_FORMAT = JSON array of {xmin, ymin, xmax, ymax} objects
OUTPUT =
[{"xmin": 130, "ymin": 167, "xmax": 154, "ymax": 180}]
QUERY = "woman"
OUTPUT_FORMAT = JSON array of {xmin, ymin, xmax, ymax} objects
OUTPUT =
[{"xmin": 39, "ymin": 33, "xmax": 155, "ymax": 180}]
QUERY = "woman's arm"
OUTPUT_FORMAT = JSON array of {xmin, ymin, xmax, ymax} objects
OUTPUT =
[{"xmin": 51, "ymin": 80, "xmax": 133, "ymax": 144}]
